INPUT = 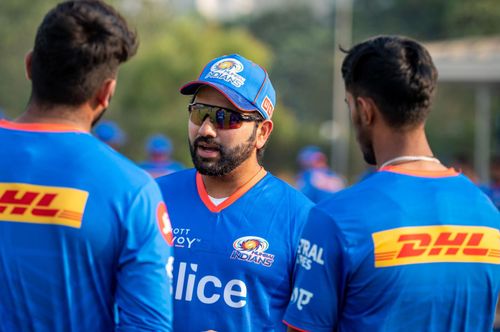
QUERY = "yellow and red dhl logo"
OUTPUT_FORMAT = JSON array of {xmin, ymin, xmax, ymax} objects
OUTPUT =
[
  {"xmin": 372, "ymin": 225, "xmax": 500, "ymax": 267},
  {"xmin": 0, "ymin": 183, "xmax": 88, "ymax": 228}
]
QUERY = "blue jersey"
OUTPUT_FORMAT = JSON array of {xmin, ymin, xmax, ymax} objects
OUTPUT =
[
  {"xmin": 296, "ymin": 168, "xmax": 345, "ymax": 203},
  {"xmin": 284, "ymin": 166, "xmax": 500, "ymax": 332},
  {"xmin": 156, "ymin": 168, "xmax": 313, "ymax": 331},
  {"xmin": 484, "ymin": 184, "xmax": 500, "ymax": 210},
  {"xmin": 139, "ymin": 160, "xmax": 184, "ymax": 178},
  {"xmin": 0, "ymin": 120, "xmax": 173, "ymax": 332}
]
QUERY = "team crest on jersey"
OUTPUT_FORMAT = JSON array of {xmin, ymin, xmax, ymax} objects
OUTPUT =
[
  {"xmin": 230, "ymin": 236, "xmax": 275, "ymax": 267},
  {"xmin": 205, "ymin": 58, "xmax": 246, "ymax": 88},
  {"xmin": 157, "ymin": 202, "xmax": 174, "ymax": 246}
]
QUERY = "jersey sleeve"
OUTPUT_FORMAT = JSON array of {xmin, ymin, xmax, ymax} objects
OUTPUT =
[
  {"xmin": 283, "ymin": 206, "xmax": 347, "ymax": 331},
  {"xmin": 115, "ymin": 179, "xmax": 174, "ymax": 332}
]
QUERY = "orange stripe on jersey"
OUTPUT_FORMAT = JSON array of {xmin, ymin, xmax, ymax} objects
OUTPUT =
[
  {"xmin": 0, "ymin": 183, "xmax": 88, "ymax": 228},
  {"xmin": 379, "ymin": 166, "xmax": 459, "ymax": 178},
  {"xmin": 196, "ymin": 168, "xmax": 267, "ymax": 213},
  {"xmin": 372, "ymin": 225, "xmax": 500, "ymax": 267},
  {"xmin": 0, "ymin": 119, "xmax": 86, "ymax": 133}
]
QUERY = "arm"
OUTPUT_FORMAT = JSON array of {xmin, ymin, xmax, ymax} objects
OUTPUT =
[
  {"xmin": 495, "ymin": 293, "xmax": 500, "ymax": 329},
  {"xmin": 283, "ymin": 206, "xmax": 347, "ymax": 332},
  {"xmin": 115, "ymin": 180, "xmax": 174, "ymax": 332}
]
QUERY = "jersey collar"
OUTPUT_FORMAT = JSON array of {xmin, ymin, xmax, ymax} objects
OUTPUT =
[
  {"xmin": 196, "ymin": 167, "xmax": 267, "ymax": 213},
  {"xmin": 379, "ymin": 165, "xmax": 459, "ymax": 178},
  {"xmin": 0, "ymin": 119, "xmax": 86, "ymax": 133}
]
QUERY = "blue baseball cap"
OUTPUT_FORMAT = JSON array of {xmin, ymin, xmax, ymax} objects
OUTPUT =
[
  {"xmin": 180, "ymin": 54, "xmax": 276, "ymax": 120},
  {"xmin": 147, "ymin": 134, "xmax": 172, "ymax": 154},
  {"xmin": 93, "ymin": 120, "xmax": 125, "ymax": 146},
  {"xmin": 298, "ymin": 145, "xmax": 326, "ymax": 166}
]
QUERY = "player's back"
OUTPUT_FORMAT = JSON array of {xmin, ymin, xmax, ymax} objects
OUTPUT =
[
  {"xmin": 327, "ymin": 167, "xmax": 499, "ymax": 331},
  {"xmin": 0, "ymin": 121, "xmax": 163, "ymax": 331}
]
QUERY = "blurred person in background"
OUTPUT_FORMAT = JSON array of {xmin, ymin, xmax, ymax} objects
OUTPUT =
[
  {"xmin": 0, "ymin": 1, "xmax": 173, "ymax": 331},
  {"xmin": 296, "ymin": 145, "xmax": 346, "ymax": 203},
  {"xmin": 450, "ymin": 154, "xmax": 481, "ymax": 184},
  {"xmin": 156, "ymin": 54, "xmax": 313, "ymax": 331},
  {"xmin": 93, "ymin": 119, "xmax": 126, "ymax": 151},
  {"xmin": 284, "ymin": 35, "xmax": 499, "ymax": 332},
  {"xmin": 139, "ymin": 134, "xmax": 184, "ymax": 178}
]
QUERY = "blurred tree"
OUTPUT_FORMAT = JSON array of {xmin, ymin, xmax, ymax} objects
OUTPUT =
[
  {"xmin": 233, "ymin": 5, "xmax": 334, "ymax": 124},
  {"xmin": 0, "ymin": 0, "xmax": 55, "ymax": 116}
]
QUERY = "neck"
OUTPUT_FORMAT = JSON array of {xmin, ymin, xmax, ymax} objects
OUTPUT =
[
  {"xmin": 374, "ymin": 127, "xmax": 446, "ymax": 171},
  {"xmin": 201, "ymin": 156, "xmax": 263, "ymax": 198},
  {"xmin": 16, "ymin": 102, "xmax": 93, "ymax": 132}
]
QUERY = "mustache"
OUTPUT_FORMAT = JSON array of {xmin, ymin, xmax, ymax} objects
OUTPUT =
[{"xmin": 193, "ymin": 136, "xmax": 222, "ymax": 151}]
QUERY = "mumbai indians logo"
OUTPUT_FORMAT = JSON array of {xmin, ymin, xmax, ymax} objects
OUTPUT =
[
  {"xmin": 206, "ymin": 58, "xmax": 246, "ymax": 88},
  {"xmin": 230, "ymin": 236, "xmax": 275, "ymax": 267}
]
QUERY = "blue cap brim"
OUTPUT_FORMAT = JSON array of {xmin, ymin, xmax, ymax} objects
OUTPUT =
[{"xmin": 180, "ymin": 81, "xmax": 264, "ymax": 117}]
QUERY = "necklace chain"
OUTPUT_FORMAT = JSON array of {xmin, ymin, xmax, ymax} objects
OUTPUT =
[{"xmin": 379, "ymin": 155, "xmax": 441, "ymax": 169}]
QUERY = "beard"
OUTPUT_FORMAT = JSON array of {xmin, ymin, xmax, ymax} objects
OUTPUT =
[
  {"xmin": 360, "ymin": 140, "xmax": 376, "ymax": 165},
  {"xmin": 189, "ymin": 125, "xmax": 257, "ymax": 176},
  {"xmin": 91, "ymin": 108, "xmax": 107, "ymax": 128},
  {"xmin": 352, "ymin": 111, "xmax": 376, "ymax": 165}
]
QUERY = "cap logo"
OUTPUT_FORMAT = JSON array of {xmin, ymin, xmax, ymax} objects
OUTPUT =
[
  {"xmin": 261, "ymin": 96, "xmax": 274, "ymax": 118},
  {"xmin": 206, "ymin": 58, "xmax": 246, "ymax": 88}
]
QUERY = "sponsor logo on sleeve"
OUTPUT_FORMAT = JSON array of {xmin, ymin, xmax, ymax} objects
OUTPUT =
[
  {"xmin": 230, "ymin": 236, "xmax": 275, "ymax": 267},
  {"xmin": 157, "ymin": 202, "xmax": 174, "ymax": 246},
  {"xmin": 290, "ymin": 287, "xmax": 314, "ymax": 311},
  {"xmin": 372, "ymin": 225, "xmax": 500, "ymax": 267},
  {"xmin": 0, "ymin": 183, "xmax": 88, "ymax": 228},
  {"xmin": 296, "ymin": 238, "xmax": 325, "ymax": 270}
]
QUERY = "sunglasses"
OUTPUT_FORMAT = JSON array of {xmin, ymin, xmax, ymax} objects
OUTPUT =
[{"xmin": 188, "ymin": 103, "xmax": 262, "ymax": 130}]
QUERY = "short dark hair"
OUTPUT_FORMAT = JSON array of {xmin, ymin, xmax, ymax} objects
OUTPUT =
[
  {"xmin": 341, "ymin": 35, "xmax": 438, "ymax": 128},
  {"xmin": 30, "ymin": 0, "xmax": 138, "ymax": 106}
]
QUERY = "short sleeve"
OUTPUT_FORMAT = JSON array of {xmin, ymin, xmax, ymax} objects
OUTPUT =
[
  {"xmin": 283, "ymin": 206, "xmax": 347, "ymax": 332},
  {"xmin": 115, "ymin": 180, "xmax": 174, "ymax": 332}
]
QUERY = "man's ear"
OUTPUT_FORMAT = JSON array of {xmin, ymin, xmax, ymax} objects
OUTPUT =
[
  {"xmin": 25, "ymin": 51, "xmax": 33, "ymax": 81},
  {"xmin": 256, "ymin": 120, "xmax": 273, "ymax": 149},
  {"xmin": 356, "ymin": 96, "xmax": 377, "ymax": 126},
  {"xmin": 95, "ymin": 79, "xmax": 117, "ymax": 109}
]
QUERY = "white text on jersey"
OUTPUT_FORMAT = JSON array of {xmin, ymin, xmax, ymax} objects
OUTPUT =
[{"xmin": 175, "ymin": 262, "xmax": 247, "ymax": 308}]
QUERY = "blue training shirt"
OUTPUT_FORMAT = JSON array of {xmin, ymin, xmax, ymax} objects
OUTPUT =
[
  {"xmin": 156, "ymin": 168, "xmax": 313, "ymax": 331},
  {"xmin": 0, "ymin": 120, "xmax": 174, "ymax": 332},
  {"xmin": 284, "ymin": 166, "xmax": 500, "ymax": 332}
]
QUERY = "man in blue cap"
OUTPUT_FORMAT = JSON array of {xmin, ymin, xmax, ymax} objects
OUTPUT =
[
  {"xmin": 93, "ymin": 119, "xmax": 126, "ymax": 151},
  {"xmin": 156, "ymin": 54, "xmax": 313, "ymax": 331},
  {"xmin": 296, "ymin": 145, "xmax": 346, "ymax": 203},
  {"xmin": 139, "ymin": 134, "xmax": 184, "ymax": 178}
]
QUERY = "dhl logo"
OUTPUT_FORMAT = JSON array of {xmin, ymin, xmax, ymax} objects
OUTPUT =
[
  {"xmin": 0, "ymin": 183, "xmax": 88, "ymax": 228},
  {"xmin": 372, "ymin": 225, "xmax": 500, "ymax": 267}
]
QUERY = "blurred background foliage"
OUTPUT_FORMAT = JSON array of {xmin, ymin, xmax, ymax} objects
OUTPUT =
[{"xmin": 0, "ymin": 0, "xmax": 499, "ymax": 182}]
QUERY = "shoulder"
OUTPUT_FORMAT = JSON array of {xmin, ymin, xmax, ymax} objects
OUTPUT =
[
  {"xmin": 156, "ymin": 168, "xmax": 196, "ymax": 186},
  {"xmin": 260, "ymin": 173, "xmax": 315, "ymax": 215}
]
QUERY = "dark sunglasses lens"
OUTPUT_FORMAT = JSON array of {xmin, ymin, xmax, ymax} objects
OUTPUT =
[
  {"xmin": 189, "ymin": 105, "xmax": 207, "ymax": 126},
  {"xmin": 189, "ymin": 104, "xmax": 244, "ymax": 129},
  {"xmin": 229, "ymin": 112, "xmax": 242, "ymax": 129}
]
